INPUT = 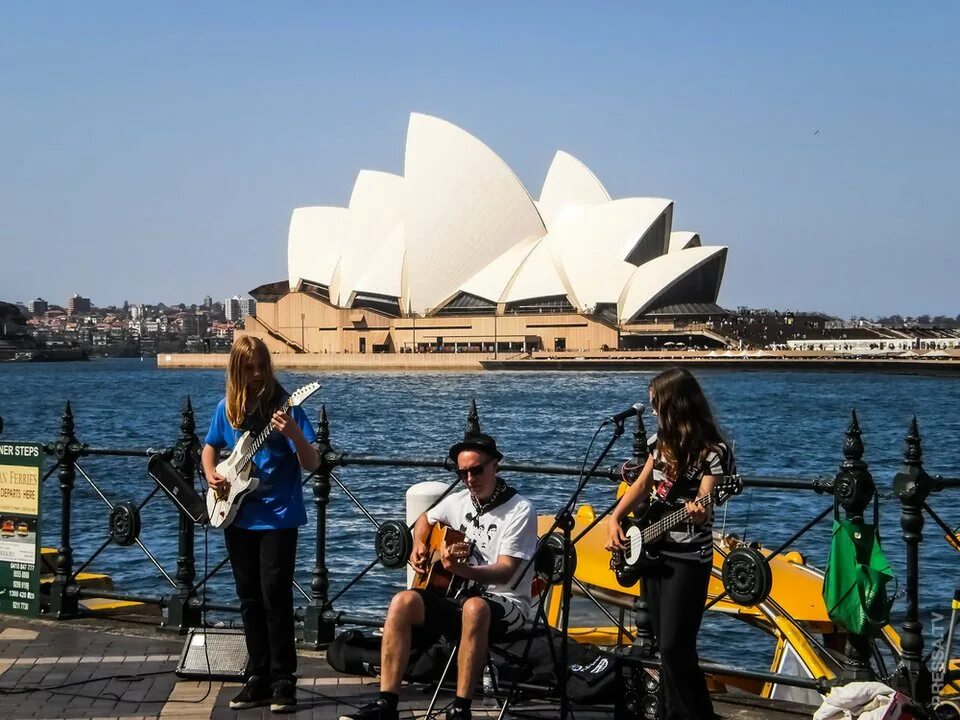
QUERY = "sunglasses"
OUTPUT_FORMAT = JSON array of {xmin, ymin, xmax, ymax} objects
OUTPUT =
[{"xmin": 456, "ymin": 459, "xmax": 492, "ymax": 480}]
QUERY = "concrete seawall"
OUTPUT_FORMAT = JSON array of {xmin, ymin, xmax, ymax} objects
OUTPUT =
[
  {"xmin": 157, "ymin": 351, "xmax": 960, "ymax": 375},
  {"xmin": 482, "ymin": 357, "xmax": 960, "ymax": 375},
  {"xmin": 156, "ymin": 352, "xmax": 490, "ymax": 370}
]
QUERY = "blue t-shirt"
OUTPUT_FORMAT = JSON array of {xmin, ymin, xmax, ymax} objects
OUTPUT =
[{"xmin": 204, "ymin": 398, "xmax": 317, "ymax": 530}]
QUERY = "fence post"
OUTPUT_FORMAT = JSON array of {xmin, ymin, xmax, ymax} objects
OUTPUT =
[
  {"xmin": 166, "ymin": 396, "xmax": 202, "ymax": 633},
  {"xmin": 466, "ymin": 398, "xmax": 481, "ymax": 435},
  {"xmin": 50, "ymin": 401, "xmax": 83, "ymax": 618},
  {"xmin": 893, "ymin": 416, "xmax": 933, "ymax": 702},
  {"xmin": 628, "ymin": 409, "xmax": 656, "ymax": 655},
  {"xmin": 303, "ymin": 404, "xmax": 335, "ymax": 648},
  {"xmin": 833, "ymin": 409, "xmax": 876, "ymax": 680}
]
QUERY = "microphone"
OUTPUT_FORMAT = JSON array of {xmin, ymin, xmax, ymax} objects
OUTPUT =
[{"xmin": 603, "ymin": 403, "xmax": 644, "ymax": 426}]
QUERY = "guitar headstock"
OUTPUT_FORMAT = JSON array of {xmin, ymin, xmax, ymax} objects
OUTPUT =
[
  {"xmin": 287, "ymin": 381, "xmax": 321, "ymax": 408},
  {"xmin": 714, "ymin": 474, "xmax": 743, "ymax": 506}
]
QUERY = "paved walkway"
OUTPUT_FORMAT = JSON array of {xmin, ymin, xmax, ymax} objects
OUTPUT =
[{"xmin": 0, "ymin": 617, "xmax": 814, "ymax": 719}]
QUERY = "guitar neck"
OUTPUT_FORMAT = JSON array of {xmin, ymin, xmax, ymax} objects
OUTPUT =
[
  {"xmin": 642, "ymin": 493, "xmax": 716, "ymax": 544},
  {"xmin": 238, "ymin": 398, "xmax": 292, "ymax": 470}
]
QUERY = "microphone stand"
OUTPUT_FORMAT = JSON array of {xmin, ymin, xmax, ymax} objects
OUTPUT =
[
  {"xmin": 509, "ymin": 411, "xmax": 644, "ymax": 718},
  {"xmin": 554, "ymin": 419, "xmax": 628, "ymax": 719}
]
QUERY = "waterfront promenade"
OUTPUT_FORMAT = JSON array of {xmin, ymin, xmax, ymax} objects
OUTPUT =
[{"xmin": 0, "ymin": 616, "xmax": 814, "ymax": 719}]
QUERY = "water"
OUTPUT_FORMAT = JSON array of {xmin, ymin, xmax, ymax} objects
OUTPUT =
[{"xmin": 1, "ymin": 358, "xmax": 959, "ymax": 671}]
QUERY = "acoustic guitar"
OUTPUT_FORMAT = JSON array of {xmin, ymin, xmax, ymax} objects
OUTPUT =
[
  {"xmin": 206, "ymin": 381, "xmax": 321, "ymax": 529},
  {"xmin": 411, "ymin": 523, "xmax": 474, "ymax": 598}
]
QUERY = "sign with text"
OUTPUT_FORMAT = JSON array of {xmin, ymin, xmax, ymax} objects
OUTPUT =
[{"xmin": 0, "ymin": 442, "xmax": 43, "ymax": 616}]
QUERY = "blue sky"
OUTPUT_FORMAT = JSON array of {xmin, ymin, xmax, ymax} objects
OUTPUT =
[{"xmin": 1, "ymin": 2, "xmax": 956, "ymax": 317}]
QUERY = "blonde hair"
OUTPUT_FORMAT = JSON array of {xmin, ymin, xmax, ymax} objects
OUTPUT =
[{"xmin": 226, "ymin": 336, "xmax": 275, "ymax": 428}]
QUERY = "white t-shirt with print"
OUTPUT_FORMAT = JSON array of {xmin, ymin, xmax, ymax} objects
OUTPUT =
[{"xmin": 426, "ymin": 487, "xmax": 538, "ymax": 613}]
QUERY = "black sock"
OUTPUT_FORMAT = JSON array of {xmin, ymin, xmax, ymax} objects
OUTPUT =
[
  {"xmin": 379, "ymin": 691, "xmax": 399, "ymax": 711},
  {"xmin": 453, "ymin": 696, "xmax": 472, "ymax": 711}
]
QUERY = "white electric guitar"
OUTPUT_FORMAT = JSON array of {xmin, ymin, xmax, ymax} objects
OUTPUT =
[{"xmin": 206, "ymin": 381, "xmax": 321, "ymax": 529}]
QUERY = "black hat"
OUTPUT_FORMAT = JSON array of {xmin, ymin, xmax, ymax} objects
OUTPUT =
[{"xmin": 448, "ymin": 432, "xmax": 503, "ymax": 463}]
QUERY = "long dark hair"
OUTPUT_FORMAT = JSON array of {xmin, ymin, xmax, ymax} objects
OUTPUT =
[{"xmin": 649, "ymin": 368, "xmax": 725, "ymax": 481}]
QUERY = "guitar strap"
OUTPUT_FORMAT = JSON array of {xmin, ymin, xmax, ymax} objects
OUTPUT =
[
  {"xmin": 238, "ymin": 384, "xmax": 291, "ymax": 435},
  {"xmin": 654, "ymin": 444, "xmax": 732, "ymax": 504},
  {"xmin": 652, "ymin": 451, "xmax": 687, "ymax": 505}
]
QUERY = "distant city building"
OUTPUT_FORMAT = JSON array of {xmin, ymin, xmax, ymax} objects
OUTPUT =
[
  {"xmin": 224, "ymin": 296, "xmax": 256, "ymax": 321},
  {"xmin": 224, "ymin": 296, "xmax": 242, "ymax": 322},
  {"xmin": 181, "ymin": 313, "xmax": 209, "ymax": 336},
  {"xmin": 130, "ymin": 304, "xmax": 145, "ymax": 321},
  {"xmin": 143, "ymin": 317, "xmax": 168, "ymax": 334},
  {"xmin": 30, "ymin": 298, "xmax": 48, "ymax": 315},
  {"xmin": 203, "ymin": 295, "xmax": 213, "ymax": 309},
  {"xmin": 67, "ymin": 294, "xmax": 91, "ymax": 316},
  {"xmin": 239, "ymin": 297, "xmax": 257, "ymax": 319}
]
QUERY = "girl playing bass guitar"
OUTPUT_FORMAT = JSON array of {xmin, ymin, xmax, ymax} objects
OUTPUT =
[{"xmin": 605, "ymin": 368, "xmax": 734, "ymax": 720}]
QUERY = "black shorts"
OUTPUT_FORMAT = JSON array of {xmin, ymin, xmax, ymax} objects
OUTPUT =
[{"xmin": 412, "ymin": 589, "xmax": 527, "ymax": 644}]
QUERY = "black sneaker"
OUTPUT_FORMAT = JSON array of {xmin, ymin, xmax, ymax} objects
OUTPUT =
[
  {"xmin": 270, "ymin": 679, "xmax": 297, "ymax": 713},
  {"xmin": 446, "ymin": 705, "xmax": 472, "ymax": 720},
  {"xmin": 229, "ymin": 676, "xmax": 272, "ymax": 709},
  {"xmin": 339, "ymin": 698, "xmax": 399, "ymax": 720}
]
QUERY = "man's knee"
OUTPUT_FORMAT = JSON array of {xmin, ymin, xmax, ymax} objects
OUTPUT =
[
  {"xmin": 386, "ymin": 590, "xmax": 425, "ymax": 626},
  {"xmin": 461, "ymin": 597, "xmax": 491, "ymax": 634}
]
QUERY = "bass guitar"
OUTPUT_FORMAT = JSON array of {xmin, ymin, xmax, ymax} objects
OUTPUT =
[
  {"xmin": 611, "ymin": 474, "xmax": 742, "ymax": 587},
  {"xmin": 411, "ymin": 523, "xmax": 476, "ymax": 598},
  {"xmin": 206, "ymin": 381, "xmax": 321, "ymax": 529}
]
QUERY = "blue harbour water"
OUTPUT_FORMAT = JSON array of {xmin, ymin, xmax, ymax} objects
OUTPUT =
[{"xmin": 1, "ymin": 358, "xmax": 959, "ymax": 670}]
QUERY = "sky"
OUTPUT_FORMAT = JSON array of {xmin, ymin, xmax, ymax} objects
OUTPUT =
[{"xmin": 1, "ymin": 2, "xmax": 957, "ymax": 318}]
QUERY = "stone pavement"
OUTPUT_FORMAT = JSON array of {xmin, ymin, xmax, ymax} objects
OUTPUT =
[{"xmin": 0, "ymin": 617, "xmax": 814, "ymax": 719}]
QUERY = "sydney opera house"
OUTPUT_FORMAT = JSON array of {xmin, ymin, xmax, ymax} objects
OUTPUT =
[{"xmin": 243, "ymin": 113, "xmax": 728, "ymax": 355}]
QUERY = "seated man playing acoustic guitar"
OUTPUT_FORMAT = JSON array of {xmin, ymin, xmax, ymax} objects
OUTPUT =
[{"xmin": 341, "ymin": 431, "xmax": 538, "ymax": 720}]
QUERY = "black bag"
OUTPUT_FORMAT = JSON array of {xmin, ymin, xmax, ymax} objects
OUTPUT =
[
  {"xmin": 326, "ymin": 629, "xmax": 456, "ymax": 683},
  {"xmin": 566, "ymin": 645, "xmax": 618, "ymax": 704},
  {"xmin": 327, "ymin": 630, "xmax": 382, "ymax": 677}
]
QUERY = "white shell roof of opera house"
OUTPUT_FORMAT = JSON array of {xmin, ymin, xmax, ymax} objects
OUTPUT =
[{"xmin": 286, "ymin": 112, "xmax": 727, "ymax": 323}]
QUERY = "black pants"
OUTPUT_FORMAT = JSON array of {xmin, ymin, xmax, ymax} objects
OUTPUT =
[
  {"xmin": 225, "ymin": 526, "xmax": 298, "ymax": 685},
  {"xmin": 644, "ymin": 556, "xmax": 713, "ymax": 720}
]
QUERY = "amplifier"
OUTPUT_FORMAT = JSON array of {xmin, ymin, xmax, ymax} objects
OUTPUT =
[
  {"xmin": 176, "ymin": 628, "xmax": 248, "ymax": 681},
  {"xmin": 148, "ymin": 455, "xmax": 209, "ymax": 524}
]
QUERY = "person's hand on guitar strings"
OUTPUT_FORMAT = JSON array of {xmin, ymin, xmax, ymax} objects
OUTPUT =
[
  {"xmin": 409, "ymin": 540, "xmax": 430, "ymax": 576},
  {"xmin": 605, "ymin": 515, "xmax": 628, "ymax": 552},
  {"xmin": 685, "ymin": 499, "xmax": 708, "ymax": 525},
  {"xmin": 440, "ymin": 540, "xmax": 472, "ymax": 574},
  {"xmin": 205, "ymin": 469, "xmax": 229, "ymax": 498},
  {"xmin": 271, "ymin": 410, "xmax": 304, "ymax": 441}
]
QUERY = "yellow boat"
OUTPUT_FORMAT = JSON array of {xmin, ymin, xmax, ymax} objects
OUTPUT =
[{"xmin": 536, "ymin": 503, "xmax": 906, "ymax": 706}]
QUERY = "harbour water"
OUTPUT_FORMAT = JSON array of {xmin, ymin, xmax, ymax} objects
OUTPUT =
[{"xmin": 1, "ymin": 358, "xmax": 959, "ymax": 671}]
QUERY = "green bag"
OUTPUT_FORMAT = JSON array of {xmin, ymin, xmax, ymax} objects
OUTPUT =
[{"xmin": 822, "ymin": 496, "xmax": 896, "ymax": 635}]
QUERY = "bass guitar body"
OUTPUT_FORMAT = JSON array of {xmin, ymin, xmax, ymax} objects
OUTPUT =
[
  {"xmin": 611, "ymin": 504, "xmax": 670, "ymax": 587},
  {"xmin": 411, "ymin": 524, "xmax": 471, "ymax": 599},
  {"xmin": 207, "ymin": 434, "xmax": 259, "ymax": 529}
]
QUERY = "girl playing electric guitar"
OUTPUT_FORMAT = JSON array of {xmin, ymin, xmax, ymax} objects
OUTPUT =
[
  {"xmin": 201, "ymin": 336, "xmax": 319, "ymax": 713},
  {"xmin": 605, "ymin": 368, "xmax": 734, "ymax": 720}
]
